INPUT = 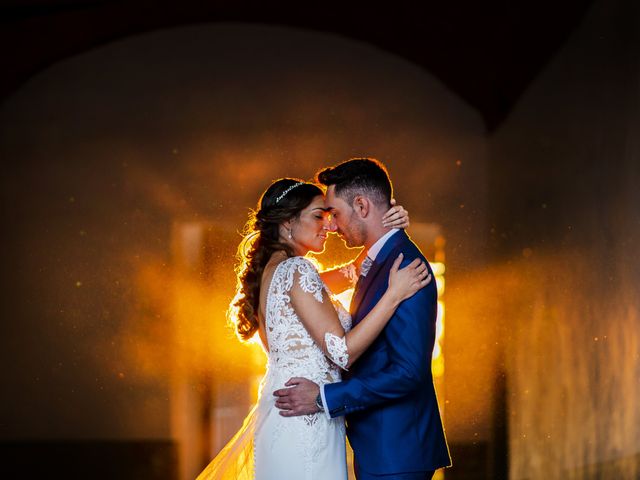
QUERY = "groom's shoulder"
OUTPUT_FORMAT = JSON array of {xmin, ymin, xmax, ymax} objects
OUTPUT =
[
  {"xmin": 380, "ymin": 232, "xmax": 428, "ymax": 272},
  {"xmin": 398, "ymin": 232, "xmax": 427, "ymax": 261}
]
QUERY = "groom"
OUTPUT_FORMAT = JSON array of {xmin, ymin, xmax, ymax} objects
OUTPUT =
[{"xmin": 273, "ymin": 158, "xmax": 451, "ymax": 479}]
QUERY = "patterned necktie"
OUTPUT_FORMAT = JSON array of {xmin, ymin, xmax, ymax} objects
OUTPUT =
[{"xmin": 360, "ymin": 256, "xmax": 373, "ymax": 277}]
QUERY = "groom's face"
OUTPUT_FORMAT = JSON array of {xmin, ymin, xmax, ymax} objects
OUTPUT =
[{"xmin": 325, "ymin": 185, "xmax": 366, "ymax": 248}]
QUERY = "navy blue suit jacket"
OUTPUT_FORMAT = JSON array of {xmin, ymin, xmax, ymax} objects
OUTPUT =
[{"xmin": 324, "ymin": 230, "xmax": 451, "ymax": 475}]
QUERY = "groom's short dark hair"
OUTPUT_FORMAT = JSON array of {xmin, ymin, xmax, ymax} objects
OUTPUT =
[{"xmin": 317, "ymin": 158, "xmax": 392, "ymax": 208}]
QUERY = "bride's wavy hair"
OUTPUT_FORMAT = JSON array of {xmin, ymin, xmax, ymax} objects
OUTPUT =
[{"xmin": 228, "ymin": 178, "xmax": 324, "ymax": 342}]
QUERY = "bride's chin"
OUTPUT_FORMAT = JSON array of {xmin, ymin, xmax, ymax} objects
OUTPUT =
[{"xmin": 310, "ymin": 242, "xmax": 326, "ymax": 254}]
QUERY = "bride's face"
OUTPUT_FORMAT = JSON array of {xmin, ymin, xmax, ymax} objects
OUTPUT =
[{"xmin": 286, "ymin": 195, "xmax": 332, "ymax": 255}]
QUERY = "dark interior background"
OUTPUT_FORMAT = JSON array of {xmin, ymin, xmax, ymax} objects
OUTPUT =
[{"xmin": 1, "ymin": 1, "xmax": 638, "ymax": 479}]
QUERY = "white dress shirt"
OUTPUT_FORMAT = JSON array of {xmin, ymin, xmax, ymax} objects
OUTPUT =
[{"xmin": 367, "ymin": 228, "xmax": 400, "ymax": 262}]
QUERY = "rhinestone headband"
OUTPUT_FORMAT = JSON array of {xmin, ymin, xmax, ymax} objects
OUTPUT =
[{"xmin": 275, "ymin": 182, "xmax": 305, "ymax": 204}]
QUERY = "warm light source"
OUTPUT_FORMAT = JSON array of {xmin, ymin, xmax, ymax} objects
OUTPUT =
[
  {"xmin": 431, "ymin": 263, "xmax": 446, "ymax": 379},
  {"xmin": 408, "ymin": 227, "xmax": 446, "ymax": 480},
  {"xmin": 334, "ymin": 287, "xmax": 355, "ymax": 312}
]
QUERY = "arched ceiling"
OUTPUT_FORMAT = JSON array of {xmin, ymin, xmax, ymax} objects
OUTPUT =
[{"xmin": 1, "ymin": 0, "xmax": 593, "ymax": 131}]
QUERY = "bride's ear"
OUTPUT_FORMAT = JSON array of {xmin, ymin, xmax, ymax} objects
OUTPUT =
[
  {"xmin": 353, "ymin": 195, "xmax": 370, "ymax": 218},
  {"xmin": 279, "ymin": 220, "xmax": 293, "ymax": 239}
]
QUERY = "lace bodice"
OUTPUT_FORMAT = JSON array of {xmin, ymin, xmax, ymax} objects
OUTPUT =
[
  {"xmin": 264, "ymin": 256, "xmax": 352, "ymax": 387},
  {"xmin": 197, "ymin": 256, "xmax": 352, "ymax": 480}
]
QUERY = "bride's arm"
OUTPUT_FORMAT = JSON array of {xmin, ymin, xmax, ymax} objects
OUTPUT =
[
  {"xmin": 317, "ymin": 248, "xmax": 366, "ymax": 294},
  {"xmin": 318, "ymin": 200, "xmax": 410, "ymax": 294},
  {"xmin": 290, "ymin": 255, "xmax": 431, "ymax": 369}
]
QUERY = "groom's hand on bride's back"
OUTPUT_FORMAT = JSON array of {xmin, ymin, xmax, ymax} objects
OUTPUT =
[{"xmin": 273, "ymin": 377, "xmax": 320, "ymax": 417}]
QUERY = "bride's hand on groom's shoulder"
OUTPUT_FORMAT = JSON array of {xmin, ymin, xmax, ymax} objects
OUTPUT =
[
  {"xmin": 388, "ymin": 253, "xmax": 432, "ymax": 303},
  {"xmin": 273, "ymin": 377, "xmax": 321, "ymax": 417},
  {"xmin": 382, "ymin": 198, "xmax": 410, "ymax": 229}
]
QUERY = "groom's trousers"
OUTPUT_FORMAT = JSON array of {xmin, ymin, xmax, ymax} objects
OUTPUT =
[
  {"xmin": 356, "ymin": 473, "xmax": 434, "ymax": 480},
  {"xmin": 354, "ymin": 459, "xmax": 435, "ymax": 480}
]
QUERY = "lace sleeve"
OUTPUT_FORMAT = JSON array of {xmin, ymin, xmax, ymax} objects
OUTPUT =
[
  {"xmin": 286, "ymin": 257, "xmax": 350, "ymax": 370},
  {"xmin": 287, "ymin": 257, "xmax": 325, "ymax": 303},
  {"xmin": 325, "ymin": 332, "xmax": 349, "ymax": 370}
]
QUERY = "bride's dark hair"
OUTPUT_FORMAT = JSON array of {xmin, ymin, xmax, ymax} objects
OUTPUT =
[{"xmin": 228, "ymin": 178, "xmax": 324, "ymax": 342}]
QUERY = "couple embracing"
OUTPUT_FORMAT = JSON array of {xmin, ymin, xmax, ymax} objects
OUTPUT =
[{"xmin": 197, "ymin": 158, "xmax": 451, "ymax": 480}]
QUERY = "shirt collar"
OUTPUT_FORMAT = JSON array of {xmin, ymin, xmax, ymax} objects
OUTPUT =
[{"xmin": 367, "ymin": 228, "xmax": 400, "ymax": 261}]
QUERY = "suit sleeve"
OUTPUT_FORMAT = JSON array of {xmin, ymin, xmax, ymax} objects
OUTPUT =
[{"xmin": 323, "ymin": 257, "xmax": 437, "ymax": 417}]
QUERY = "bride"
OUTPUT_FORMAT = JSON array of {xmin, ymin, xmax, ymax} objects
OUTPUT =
[{"xmin": 196, "ymin": 178, "xmax": 431, "ymax": 480}]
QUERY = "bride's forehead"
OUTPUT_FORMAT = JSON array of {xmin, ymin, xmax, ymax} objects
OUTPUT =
[
  {"xmin": 308, "ymin": 195, "xmax": 325, "ymax": 207},
  {"xmin": 299, "ymin": 195, "xmax": 325, "ymax": 212}
]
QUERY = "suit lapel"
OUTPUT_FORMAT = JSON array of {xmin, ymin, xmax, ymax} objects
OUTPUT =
[
  {"xmin": 350, "ymin": 230, "xmax": 408, "ymax": 322},
  {"xmin": 350, "ymin": 259, "xmax": 384, "ymax": 318}
]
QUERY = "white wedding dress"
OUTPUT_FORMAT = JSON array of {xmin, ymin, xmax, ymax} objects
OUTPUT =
[{"xmin": 196, "ymin": 256, "xmax": 352, "ymax": 480}]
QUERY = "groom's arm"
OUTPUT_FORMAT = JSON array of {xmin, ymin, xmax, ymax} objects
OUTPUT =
[
  {"xmin": 323, "ymin": 265, "xmax": 437, "ymax": 417},
  {"xmin": 318, "ymin": 247, "xmax": 366, "ymax": 294},
  {"xmin": 273, "ymin": 254, "xmax": 436, "ymax": 418}
]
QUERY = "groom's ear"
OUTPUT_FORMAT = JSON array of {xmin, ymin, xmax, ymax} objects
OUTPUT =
[{"xmin": 353, "ymin": 195, "xmax": 371, "ymax": 218}]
